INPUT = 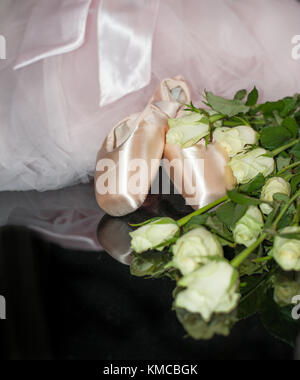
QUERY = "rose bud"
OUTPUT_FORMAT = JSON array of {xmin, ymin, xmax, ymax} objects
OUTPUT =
[
  {"xmin": 273, "ymin": 227, "xmax": 300, "ymax": 271},
  {"xmin": 260, "ymin": 177, "xmax": 291, "ymax": 215},
  {"xmin": 175, "ymin": 260, "xmax": 240, "ymax": 322},
  {"xmin": 233, "ymin": 206, "xmax": 264, "ymax": 247},
  {"xmin": 130, "ymin": 217, "xmax": 179, "ymax": 253},
  {"xmin": 171, "ymin": 227, "xmax": 223, "ymax": 275},
  {"xmin": 213, "ymin": 125, "xmax": 258, "ymax": 158},
  {"xmin": 166, "ymin": 112, "xmax": 210, "ymax": 148},
  {"xmin": 229, "ymin": 148, "xmax": 274, "ymax": 184}
]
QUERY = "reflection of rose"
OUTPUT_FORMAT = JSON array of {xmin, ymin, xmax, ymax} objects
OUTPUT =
[
  {"xmin": 213, "ymin": 125, "xmax": 258, "ymax": 157},
  {"xmin": 175, "ymin": 260, "xmax": 240, "ymax": 322},
  {"xmin": 273, "ymin": 227, "xmax": 300, "ymax": 271},
  {"xmin": 260, "ymin": 177, "xmax": 291, "ymax": 215},
  {"xmin": 233, "ymin": 206, "xmax": 264, "ymax": 247},
  {"xmin": 176, "ymin": 308, "xmax": 237, "ymax": 340},
  {"xmin": 229, "ymin": 148, "xmax": 275, "ymax": 184},
  {"xmin": 130, "ymin": 217, "xmax": 179, "ymax": 253},
  {"xmin": 171, "ymin": 227, "xmax": 223, "ymax": 275},
  {"xmin": 272, "ymin": 272, "xmax": 300, "ymax": 307},
  {"xmin": 167, "ymin": 112, "xmax": 209, "ymax": 148}
]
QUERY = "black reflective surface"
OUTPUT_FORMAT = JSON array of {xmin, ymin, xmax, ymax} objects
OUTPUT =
[{"xmin": 0, "ymin": 183, "xmax": 298, "ymax": 360}]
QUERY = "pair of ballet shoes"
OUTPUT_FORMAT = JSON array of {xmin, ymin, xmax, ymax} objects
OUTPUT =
[{"xmin": 95, "ymin": 77, "xmax": 234, "ymax": 217}]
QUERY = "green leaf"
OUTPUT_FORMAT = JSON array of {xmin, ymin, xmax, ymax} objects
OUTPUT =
[
  {"xmin": 246, "ymin": 87, "xmax": 259, "ymax": 107},
  {"xmin": 273, "ymin": 194, "xmax": 292, "ymax": 206},
  {"xmin": 216, "ymin": 202, "xmax": 236, "ymax": 229},
  {"xmin": 282, "ymin": 117, "xmax": 298, "ymax": 139},
  {"xmin": 216, "ymin": 202, "xmax": 248, "ymax": 230},
  {"xmin": 239, "ymin": 173, "xmax": 265, "ymax": 194},
  {"xmin": 232, "ymin": 204, "xmax": 249, "ymax": 226},
  {"xmin": 239, "ymin": 254, "xmax": 266, "ymax": 277},
  {"xmin": 278, "ymin": 232, "xmax": 300, "ymax": 240},
  {"xmin": 264, "ymin": 202, "xmax": 281, "ymax": 229},
  {"xmin": 260, "ymin": 126, "xmax": 292, "ymax": 150},
  {"xmin": 291, "ymin": 173, "xmax": 300, "ymax": 193},
  {"xmin": 273, "ymin": 110, "xmax": 283, "ymax": 126},
  {"xmin": 205, "ymin": 91, "xmax": 250, "ymax": 117},
  {"xmin": 277, "ymin": 212, "xmax": 294, "ymax": 230},
  {"xmin": 259, "ymin": 100, "xmax": 284, "ymax": 117},
  {"xmin": 295, "ymin": 202, "xmax": 300, "ymax": 225},
  {"xmin": 290, "ymin": 142, "xmax": 300, "ymax": 160},
  {"xmin": 153, "ymin": 217, "xmax": 178, "ymax": 225},
  {"xmin": 238, "ymin": 274, "xmax": 269, "ymax": 320},
  {"xmin": 184, "ymin": 212, "xmax": 233, "ymax": 243},
  {"xmin": 205, "ymin": 215, "xmax": 234, "ymax": 242},
  {"xmin": 130, "ymin": 217, "xmax": 161, "ymax": 227},
  {"xmin": 183, "ymin": 214, "xmax": 208, "ymax": 233},
  {"xmin": 234, "ymin": 89, "xmax": 247, "ymax": 101},
  {"xmin": 260, "ymin": 292, "xmax": 299, "ymax": 347},
  {"xmin": 276, "ymin": 152, "xmax": 291, "ymax": 172},
  {"xmin": 280, "ymin": 97, "xmax": 298, "ymax": 118},
  {"xmin": 227, "ymin": 189, "xmax": 263, "ymax": 206},
  {"xmin": 184, "ymin": 101, "xmax": 203, "ymax": 114},
  {"xmin": 272, "ymin": 193, "xmax": 295, "ymax": 229},
  {"xmin": 130, "ymin": 250, "xmax": 172, "ymax": 278}
]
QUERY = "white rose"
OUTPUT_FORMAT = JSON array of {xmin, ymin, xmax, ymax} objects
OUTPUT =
[
  {"xmin": 260, "ymin": 177, "xmax": 291, "ymax": 215},
  {"xmin": 171, "ymin": 227, "xmax": 223, "ymax": 275},
  {"xmin": 175, "ymin": 260, "xmax": 240, "ymax": 322},
  {"xmin": 229, "ymin": 148, "xmax": 275, "ymax": 184},
  {"xmin": 273, "ymin": 226, "xmax": 300, "ymax": 271},
  {"xmin": 213, "ymin": 125, "xmax": 258, "ymax": 157},
  {"xmin": 130, "ymin": 217, "xmax": 179, "ymax": 253},
  {"xmin": 167, "ymin": 112, "xmax": 209, "ymax": 148},
  {"xmin": 233, "ymin": 206, "xmax": 264, "ymax": 247}
]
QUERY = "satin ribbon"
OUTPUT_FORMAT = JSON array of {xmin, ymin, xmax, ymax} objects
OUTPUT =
[
  {"xmin": 14, "ymin": 0, "xmax": 93, "ymax": 70},
  {"xmin": 95, "ymin": 77, "xmax": 190, "ymax": 217},
  {"xmin": 14, "ymin": 0, "xmax": 159, "ymax": 107},
  {"xmin": 97, "ymin": 0, "xmax": 160, "ymax": 106}
]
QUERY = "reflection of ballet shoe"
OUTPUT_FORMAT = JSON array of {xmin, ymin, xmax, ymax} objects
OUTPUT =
[
  {"xmin": 97, "ymin": 215, "xmax": 133, "ymax": 265},
  {"xmin": 95, "ymin": 77, "xmax": 191, "ymax": 217},
  {"xmin": 163, "ymin": 140, "xmax": 236, "ymax": 210}
]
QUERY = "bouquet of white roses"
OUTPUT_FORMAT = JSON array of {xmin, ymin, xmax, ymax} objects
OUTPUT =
[{"xmin": 129, "ymin": 88, "xmax": 300, "ymax": 345}]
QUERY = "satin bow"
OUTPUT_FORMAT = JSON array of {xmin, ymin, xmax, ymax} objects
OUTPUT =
[{"xmin": 14, "ymin": 0, "xmax": 160, "ymax": 106}]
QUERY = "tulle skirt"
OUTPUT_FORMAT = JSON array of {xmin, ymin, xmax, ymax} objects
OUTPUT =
[{"xmin": 1, "ymin": 0, "xmax": 300, "ymax": 191}]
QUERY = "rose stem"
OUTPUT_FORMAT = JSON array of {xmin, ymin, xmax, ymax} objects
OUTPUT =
[
  {"xmin": 273, "ymin": 189, "xmax": 300, "ymax": 229},
  {"xmin": 277, "ymin": 161, "xmax": 300, "ymax": 176},
  {"xmin": 231, "ymin": 233, "xmax": 267, "ymax": 268},
  {"xmin": 265, "ymin": 139, "xmax": 300, "ymax": 158},
  {"xmin": 231, "ymin": 189, "xmax": 300, "ymax": 268},
  {"xmin": 177, "ymin": 195, "xmax": 229, "ymax": 227}
]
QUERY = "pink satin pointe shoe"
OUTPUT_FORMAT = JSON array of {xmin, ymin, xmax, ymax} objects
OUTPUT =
[
  {"xmin": 95, "ymin": 77, "xmax": 191, "ymax": 216},
  {"xmin": 164, "ymin": 139, "xmax": 236, "ymax": 210}
]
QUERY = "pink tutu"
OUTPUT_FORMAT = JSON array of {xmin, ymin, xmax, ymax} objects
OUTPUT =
[{"xmin": 0, "ymin": 0, "xmax": 300, "ymax": 191}]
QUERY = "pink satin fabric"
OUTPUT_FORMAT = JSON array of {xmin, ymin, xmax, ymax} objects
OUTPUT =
[
  {"xmin": 14, "ymin": 0, "xmax": 93, "ymax": 69},
  {"xmin": 1, "ymin": 0, "xmax": 300, "ymax": 192},
  {"xmin": 97, "ymin": 0, "xmax": 159, "ymax": 106},
  {"xmin": 95, "ymin": 77, "xmax": 190, "ymax": 216},
  {"xmin": 95, "ymin": 75, "xmax": 236, "ymax": 216},
  {"xmin": 164, "ymin": 141, "xmax": 235, "ymax": 210},
  {"xmin": 14, "ymin": 0, "xmax": 159, "ymax": 107}
]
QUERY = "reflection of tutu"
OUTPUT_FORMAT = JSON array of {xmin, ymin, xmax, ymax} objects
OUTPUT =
[
  {"xmin": 0, "ymin": 183, "xmax": 104, "ymax": 251},
  {"xmin": 1, "ymin": 0, "xmax": 300, "ymax": 191}
]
